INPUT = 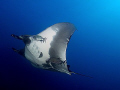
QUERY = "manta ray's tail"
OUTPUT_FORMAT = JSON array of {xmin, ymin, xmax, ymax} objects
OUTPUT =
[
  {"xmin": 67, "ymin": 65, "xmax": 93, "ymax": 78},
  {"xmin": 70, "ymin": 72, "xmax": 93, "ymax": 78}
]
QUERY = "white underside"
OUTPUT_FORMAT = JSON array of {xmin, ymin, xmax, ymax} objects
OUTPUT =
[{"xmin": 24, "ymin": 27, "xmax": 56, "ymax": 67}]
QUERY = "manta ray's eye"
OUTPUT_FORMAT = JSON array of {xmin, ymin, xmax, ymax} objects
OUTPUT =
[{"xmin": 23, "ymin": 36, "xmax": 31, "ymax": 44}]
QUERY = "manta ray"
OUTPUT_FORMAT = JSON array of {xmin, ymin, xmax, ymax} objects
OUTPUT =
[{"xmin": 11, "ymin": 22, "xmax": 92, "ymax": 78}]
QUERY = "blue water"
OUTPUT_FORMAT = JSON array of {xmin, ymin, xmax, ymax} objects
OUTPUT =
[{"xmin": 1, "ymin": 0, "xmax": 120, "ymax": 90}]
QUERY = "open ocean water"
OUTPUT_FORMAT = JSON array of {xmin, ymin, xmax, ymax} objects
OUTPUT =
[{"xmin": 1, "ymin": 0, "xmax": 120, "ymax": 90}]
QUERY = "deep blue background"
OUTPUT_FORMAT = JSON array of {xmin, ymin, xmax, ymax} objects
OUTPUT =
[{"xmin": 1, "ymin": 0, "xmax": 120, "ymax": 90}]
